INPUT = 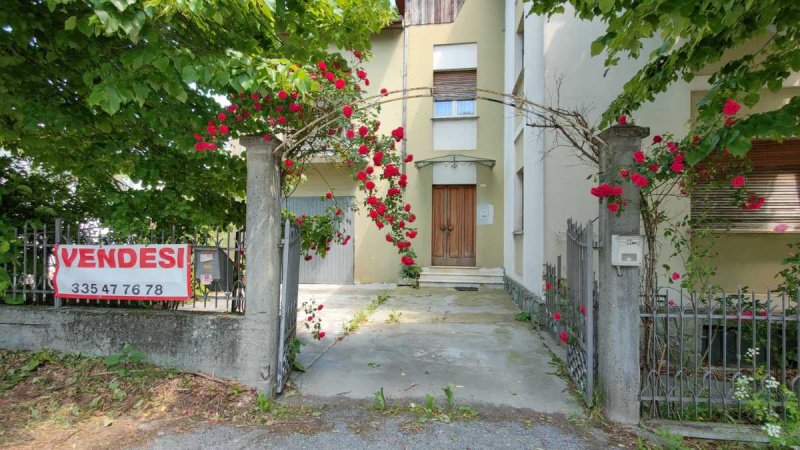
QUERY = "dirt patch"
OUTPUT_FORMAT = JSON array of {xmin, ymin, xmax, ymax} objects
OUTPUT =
[{"xmin": 0, "ymin": 350, "xmax": 319, "ymax": 449}]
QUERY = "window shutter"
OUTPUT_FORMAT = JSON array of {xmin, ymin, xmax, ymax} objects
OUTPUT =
[
  {"xmin": 691, "ymin": 140, "xmax": 800, "ymax": 231},
  {"xmin": 433, "ymin": 70, "xmax": 476, "ymax": 101}
]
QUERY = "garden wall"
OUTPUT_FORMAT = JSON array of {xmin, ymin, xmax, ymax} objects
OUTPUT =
[{"xmin": 0, "ymin": 305, "xmax": 267, "ymax": 386}]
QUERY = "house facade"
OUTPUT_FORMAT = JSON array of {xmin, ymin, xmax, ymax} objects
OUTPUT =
[{"xmin": 293, "ymin": 0, "xmax": 800, "ymax": 292}]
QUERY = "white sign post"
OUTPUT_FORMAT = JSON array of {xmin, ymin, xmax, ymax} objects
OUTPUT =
[{"xmin": 53, "ymin": 244, "xmax": 191, "ymax": 301}]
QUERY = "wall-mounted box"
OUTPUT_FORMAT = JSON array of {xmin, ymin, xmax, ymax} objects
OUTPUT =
[{"xmin": 611, "ymin": 235, "xmax": 643, "ymax": 267}]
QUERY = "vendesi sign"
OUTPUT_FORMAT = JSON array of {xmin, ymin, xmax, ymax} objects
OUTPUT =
[{"xmin": 53, "ymin": 244, "xmax": 191, "ymax": 301}]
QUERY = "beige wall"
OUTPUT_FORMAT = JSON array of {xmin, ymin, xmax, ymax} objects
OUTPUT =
[
  {"xmin": 297, "ymin": 1, "xmax": 506, "ymax": 283},
  {"xmin": 705, "ymin": 233, "xmax": 797, "ymax": 293}
]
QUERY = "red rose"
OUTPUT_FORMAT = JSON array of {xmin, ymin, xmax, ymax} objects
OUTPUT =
[
  {"xmin": 317, "ymin": 61, "xmax": 327, "ymax": 71},
  {"xmin": 365, "ymin": 180, "xmax": 375, "ymax": 191},
  {"xmin": 722, "ymin": 98, "xmax": 741, "ymax": 116},
  {"xmin": 725, "ymin": 117, "xmax": 735, "ymax": 126},
  {"xmin": 307, "ymin": 316, "xmax": 313, "ymax": 321},
  {"xmin": 277, "ymin": 116, "xmax": 287, "ymax": 125},
  {"xmin": 730, "ymin": 175, "xmax": 746, "ymax": 188},
  {"xmin": 251, "ymin": 92, "xmax": 260, "ymax": 101},
  {"xmin": 669, "ymin": 161, "xmax": 685, "ymax": 173},
  {"xmin": 630, "ymin": 173, "xmax": 649, "ymax": 188},
  {"xmin": 671, "ymin": 272, "xmax": 681, "ymax": 281},
  {"xmin": 289, "ymin": 103, "xmax": 302, "ymax": 113},
  {"xmin": 617, "ymin": 115, "xmax": 628, "ymax": 125},
  {"xmin": 553, "ymin": 312, "xmax": 561, "ymax": 321},
  {"xmin": 342, "ymin": 105, "xmax": 353, "ymax": 118},
  {"xmin": 365, "ymin": 166, "xmax": 374, "ymax": 175},
  {"xmin": 335, "ymin": 209, "xmax": 342, "ymax": 216},
  {"xmin": 607, "ymin": 202, "xmax": 620, "ymax": 213},
  {"xmin": 580, "ymin": 304, "xmax": 586, "ymax": 316},
  {"xmin": 356, "ymin": 171, "xmax": 367, "ymax": 181},
  {"xmin": 404, "ymin": 203, "xmax": 411, "ymax": 212},
  {"xmin": 647, "ymin": 163, "xmax": 659, "ymax": 173},
  {"xmin": 325, "ymin": 192, "xmax": 333, "ymax": 199},
  {"xmin": 652, "ymin": 135, "xmax": 662, "ymax": 144},
  {"xmin": 667, "ymin": 142, "xmax": 678, "ymax": 153},
  {"xmin": 619, "ymin": 169, "xmax": 629, "ymax": 178},
  {"xmin": 262, "ymin": 133, "xmax": 272, "ymax": 142},
  {"xmin": 217, "ymin": 113, "xmax": 227, "ymax": 122},
  {"xmin": 359, "ymin": 126, "xmax": 369, "ymax": 137},
  {"xmin": 335, "ymin": 79, "xmax": 346, "ymax": 90},
  {"xmin": 408, "ymin": 214, "xmax": 416, "ymax": 223},
  {"xmin": 405, "ymin": 154, "xmax": 413, "ymax": 163},
  {"xmin": 386, "ymin": 234, "xmax": 394, "ymax": 243},
  {"xmin": 373, "ymin": 152, "xmax": 383, "ymax": 166},
  {"xmin": 325, "ymin": 72, "xmax": 335, "ymax": 82},
  {"xmin": 304, "ymin": 255, "xmax": 312, "ymax": 261},
  {"xmin": 380, "ymin": 88, "xmax": 388, "ymax": 96},
  {"xmin": 284, "ymin": 159, "xmax": 294, "ymax": 167},
  {"xmin": 633, "ymin": 150, "xmax": 645, "ymax": 163},
  {"xmin": 367, "ymin": 196, "xmax": 378, "ymax": 205},
  {"xmin": 318, "ymin": 304, "xmax": 324, "ymax": 310},
  {"xmin": 346, "ymin": 129, "xmax": 355, "ymax": 139},
  {"xmin": 559, "ymin": 331, "xmax": 568, "ymax": 344},
  {"xmin": 277, "ymin": 90, "xmax": 288, "ymax": 100},
  {"xmin": 358, "ymin": 145, "xmax": 369, "ymax": 155},
  {"xmin": 219, "ymin": 124, "xmax": 229, "ymax": 135},
  {"xmin": 318, "ymin": 331, "xmax": 326, "ymax": 339},
  {"xmin": 391, "ymin": 127, "xmax": 404, "ymax": 142},
  {"xmin": 357, "ymin": 70, "xmax": 367, "ymax": 80},
  {"xmin": 207, "ymin": 123, "xmax": 217, "ymax": 135}
]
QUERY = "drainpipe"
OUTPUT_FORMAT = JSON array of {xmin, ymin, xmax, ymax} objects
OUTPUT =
[
  {"xmin": 502, "ymin": 0, "xmax": 515, "ymax": 276},
  {"xmin": 400, "ymin": 16, "xmax": 408, "ymax": 174}
]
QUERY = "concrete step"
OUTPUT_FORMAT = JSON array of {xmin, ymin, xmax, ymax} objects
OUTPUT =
[{"xmin": 418, "ymin": 266, "xmax": 505, "ymax": 289}]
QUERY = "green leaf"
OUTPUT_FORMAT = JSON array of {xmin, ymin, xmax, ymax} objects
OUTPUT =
[
  {"xmin": 104, "ymin": 354, "xmax": 122, "ymax": 367},
  {"xmin": 65, "ymin": 16, "xmax": 77, "ymax": 31},
  {"xmin": 598, "ymin": 0, "xmax": 615, "ymax": 13},
  {"xmin": 590, "ymin": 39, "xmax": 605, "ymax": 57}
]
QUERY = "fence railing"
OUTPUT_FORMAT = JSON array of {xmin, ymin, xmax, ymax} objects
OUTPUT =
[
  {"xmin": 640, "ymin": 286, "xmax": 800, "ymax": 422},
  {"xmin": 543, "ymin": 219, "xmax": 597, "ymax": 406},
  {"xmin": 3, "ymin": 219, "xmax": 246, "ymax": 312}
]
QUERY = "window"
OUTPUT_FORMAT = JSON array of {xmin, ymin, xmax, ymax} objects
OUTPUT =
[
  {"xmin": 514, "ymin": 168, "xmax": 524, "ymax": 232},
  {"xmin": 433, "ymin": 70, "xmax": 477, "ymax": 118},
  {"xmin": 691, "ymin": 140, "xmax": 800, "ymax": 231}
]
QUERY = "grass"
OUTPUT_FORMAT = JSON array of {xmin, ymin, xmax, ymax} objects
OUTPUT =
[
  {"xmin": 343, "ymin": 292, "xmax": 391, "ymax": 334},
  {"xmin": 386, "ymin": 310, "xmax": 402, "ymax": 323}
]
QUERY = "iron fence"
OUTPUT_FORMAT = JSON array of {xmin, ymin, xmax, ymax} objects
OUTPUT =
[
  {"xmin": 640, "ymin": 286, "xmax": 800, "ymax": 421},
  {"xmin": 543, "ymin": 219, "xmax": 597, "ymax": 405},
  {"xmin": 3, "ymin": 219, "xmax": 246, "ymax": 312}
]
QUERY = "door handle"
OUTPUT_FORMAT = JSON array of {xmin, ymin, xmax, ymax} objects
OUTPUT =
[
  {"xmin": 440, "ymin": 225, "xmax": 446, "ymax": 231},
  {"xmin": 446, "ymin": 225, "xmax": 454, "ymax": 232}
]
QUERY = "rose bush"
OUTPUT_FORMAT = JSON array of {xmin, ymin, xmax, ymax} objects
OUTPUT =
[{"xmin": 192, "ymin": 52, "xmax": 420, "ymax": 278}]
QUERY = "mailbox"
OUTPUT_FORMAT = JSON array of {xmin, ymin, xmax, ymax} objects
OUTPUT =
[
  {"xmin": 611, "ymin": 235, "xmax": 643, "ymax": 267},
  {"xmin": 194, "ymin": 247, "xmax": 235, "ymax": 291}
]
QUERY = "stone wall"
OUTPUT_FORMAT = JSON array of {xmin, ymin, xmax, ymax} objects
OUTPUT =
[{"xmin": 0, "ymin": 305, "xmax": 260, "ymax": 385}]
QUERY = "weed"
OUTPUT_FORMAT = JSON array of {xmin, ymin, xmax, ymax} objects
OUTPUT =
[
  {"xmin": 256, "ymin": 392, "xmax": 273, "ymax": 413},
  {"xmin": 288, "ymin": 337, "xmax": 306, "ymax": 372},
  {"xmin": 367, "ymin": 362, "xmax": 381, "ymax": 368},
  {"xmin": 344, "ymin": 292, "xmax": 392, "ymax": 335},
  {"xmin": 104, "ymin": 343, "xmax": 145, "ymax": 377},
  {"xmin": 386, "ymin": 310, "xmax": 403, "ymax": 323},
  {"xmin": 373, "ymin": 387, "xmax": 387, "ymax": 411},
  {"xmin": 515, "ymin": 311, "xmax": 532, "ymax": 323},
  {"xmin": 443, "ymin": 384, "xmax": 455, "ymax": 409}
]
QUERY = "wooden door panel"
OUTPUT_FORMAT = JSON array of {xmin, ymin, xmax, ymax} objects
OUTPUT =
[
  {"xmin": 431, "ymin": 185, "xmax": 476, "ymax": 267},
  {"xmin": 431, "ymin": 186, "xmax": 447, "ymax": 265}
]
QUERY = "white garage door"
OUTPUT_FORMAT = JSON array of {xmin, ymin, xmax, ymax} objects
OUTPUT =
[{"xmin": 286, "ymin": 196, "xmax": 355, "ymax": 284}]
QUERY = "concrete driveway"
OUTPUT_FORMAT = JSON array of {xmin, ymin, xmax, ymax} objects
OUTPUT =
[{"xmin": 292, "ymin": 285, "xmax": 582, "ymax": 415}]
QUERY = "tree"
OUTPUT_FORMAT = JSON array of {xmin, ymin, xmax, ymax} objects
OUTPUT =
[
  {"xmin": 0, "ymin": 0, "xmax": 396, "ymax": 297},
  {"xmin": 0, "ymin": 0, "xmax": 395, "ymax": 234},
  {"xmin": 526, "ymin": 0, "xmax": 800, "ymax": 164}
]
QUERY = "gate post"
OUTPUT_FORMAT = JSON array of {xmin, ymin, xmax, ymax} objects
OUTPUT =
[
  {"xmin": 240, "ymin": 135, "xmax": 283, "ymax": 396},
  {"xmin": 596, "ymin": 124, "xmax": 649, "ymax": 424}
]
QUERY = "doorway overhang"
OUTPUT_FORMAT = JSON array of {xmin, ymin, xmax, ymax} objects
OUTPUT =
[{"xmin": 413, "ymin": 154, "xmax": 496, "ymax": 170}]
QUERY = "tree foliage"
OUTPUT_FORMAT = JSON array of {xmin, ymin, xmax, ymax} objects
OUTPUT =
[
  {"xmin": 526, "ymin": 0, "xmax": 800, "ymax": 164},
  {"xmin": 0, "ymin": 0, "xmax": 394, "ymax": 233}
]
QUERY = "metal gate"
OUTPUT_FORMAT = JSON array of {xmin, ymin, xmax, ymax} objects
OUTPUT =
[
  {"xmin": 565, "ymin": 219, "xmax": 596, "ymax": 405},
  {"xmin": 545, "ymin": 219, "xmax": 596, "ymax": 405},
  {"xmin": 286, "ymin": 196, "xmax": 354, "ymax": 284},
  {"xmin": 276, "ymin": 220, "xmax": 300, "ymax": 393}
]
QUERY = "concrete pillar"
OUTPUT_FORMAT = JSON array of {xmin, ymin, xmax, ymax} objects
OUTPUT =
[
  {"xmin": 239, "ymin": 135, "xmax": 283, "ymax": 395},
  {"xmin": 596, "ymin": 124, "xmax": 649, "ymax": 424}
]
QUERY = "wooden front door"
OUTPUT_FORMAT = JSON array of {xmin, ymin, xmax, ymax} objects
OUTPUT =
[{"xmin": 432, "ymin": 185, "xmax": 476, "ymax": 266}]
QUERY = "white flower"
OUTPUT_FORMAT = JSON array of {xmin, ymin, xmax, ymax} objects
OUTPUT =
[
  {"xmin": 763, "ymin": 423, "xmax": 782, "ymax": 439},
  {"xmin": 765, "ymin": 376, "xmax": 780, "ymax": 390},
  {"xmin": 746, "ymin": 347, "xmax": 760, "ymax": 360}
]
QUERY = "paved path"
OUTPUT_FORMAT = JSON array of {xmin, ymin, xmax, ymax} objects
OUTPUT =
[{"xmin": 292, "ymin": 285, "xmax": 582, "ymax": 415}]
